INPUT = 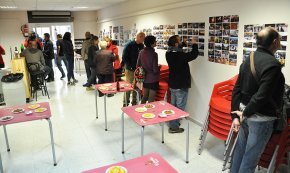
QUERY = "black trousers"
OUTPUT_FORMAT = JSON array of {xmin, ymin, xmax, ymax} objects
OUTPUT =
[
  {"xmin": 45, "ymin": 59, "xmax": 54, "ymax": 80},
  {"xmin": 84, "ymin": 60, "xmax": 91, "ymax": 81},
  {"xmin": 67, "ymin": 56, "xmax": 75, "ymax": 81}
]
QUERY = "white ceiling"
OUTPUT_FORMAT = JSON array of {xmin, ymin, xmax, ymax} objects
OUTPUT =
[{"xmin": 0, "ymin": 0, "xmax": 128, "ymax": 11}]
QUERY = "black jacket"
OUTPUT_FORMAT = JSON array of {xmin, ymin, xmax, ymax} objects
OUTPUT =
[
  {"xmin": 122, "ymin": 40, "xmax": 144, "ymax": 71},
  {"xmin": 88, "ymin": 45, "xmax": 99, "ymax": 68},
  {"xmin": 43, "ymin": 40, "xmax": 54, "ymax": 60},
  {"xmin": 166, "ymin": 44, "xmax": 199, "ymax": 89},
  {"xmin": 63, "ymin": 40, "xmax": 74, "ymax": 58},
  {"xmin": 231, "ymin": 47, "xmax": 285, "ymax": 119}
]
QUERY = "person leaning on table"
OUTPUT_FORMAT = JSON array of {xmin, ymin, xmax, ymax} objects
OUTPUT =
[
  {"xmin": 230, "ymin": 27, "xmax": 285, "ymax": 173},
  {"xmin": 94, "ymin": 41, "xmax": 116, "ymax": 97},
  {"xmin": 166, "ymin": 35, "xmax": 199, "ymax": 134}
]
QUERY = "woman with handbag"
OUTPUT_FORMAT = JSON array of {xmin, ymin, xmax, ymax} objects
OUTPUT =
[{"xmin": 136, "ymin": 35, "xmax": 159, "ymax": 104}]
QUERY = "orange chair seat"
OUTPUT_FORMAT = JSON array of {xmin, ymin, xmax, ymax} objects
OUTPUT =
[{"xmin": 210, "ymin": 97, "xmax": 231, "ymax": 114}]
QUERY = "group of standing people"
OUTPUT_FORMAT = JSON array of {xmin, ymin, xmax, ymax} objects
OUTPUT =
[
  {"xmin": 122, "ymin": 32, "xmax": 199, "ymax": 133},
  {"xmin": 21, "ymin": 31, "xmax": 78, "ymax": 85}
]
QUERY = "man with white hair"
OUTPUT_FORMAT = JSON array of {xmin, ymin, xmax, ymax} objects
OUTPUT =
[{"xmin": 94, "ymin": 41, "xmax": 116, "ymax": 97}]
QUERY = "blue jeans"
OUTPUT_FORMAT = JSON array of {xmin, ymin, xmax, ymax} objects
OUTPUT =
[
  {"xmin": 230, "ymin": 119, "xmax": 274, "ymax": 173},
  {"xmin": 168, "ymin": 88, "xmax": 188, "ymax": 129},
  {"xmin": 55, "ymin": 55, "xmax": 68, "ymax": 77}
]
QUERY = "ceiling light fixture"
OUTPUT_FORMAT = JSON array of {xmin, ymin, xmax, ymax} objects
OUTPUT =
[
  {"xmin": 0, "ymin": 6, "xmax": 17, "ymax": 9},
  {"xmin": 73, "ymin": 6, "xmax": 88, "ymax": 9}
]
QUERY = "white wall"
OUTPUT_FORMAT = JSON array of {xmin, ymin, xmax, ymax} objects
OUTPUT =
[
  {"xmin": 96, "ymin": 0, "xmax": 290, "ymax": 124},
  {"xmin": 0, "ymin": 11, "xmax": 97, "ymax": 70},
  {"xmin": 72, "ymin": 11, "xmax": 98, "ymax": 39},
  {"xmin": 0, "ymin": 11, "xmax": 28, "ymax": 67}
]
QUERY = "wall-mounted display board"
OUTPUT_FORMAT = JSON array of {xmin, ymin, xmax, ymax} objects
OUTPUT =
[
  {"xmin": 178, "ymin": 22, "xmax": 205, "ymax": 56},
  {"xmin": 243, "ymin": 23, "xmax": 288, "ymax": 66},
  {"xmin": 208, "ymin": 15, "xmax": 239, "ymax": 66},
  {"xmin": 153, "ymin": 24, "xmax": 176, "ymax": 50}
]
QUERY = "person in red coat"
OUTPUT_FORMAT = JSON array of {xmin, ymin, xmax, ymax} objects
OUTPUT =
[{"xmin": 104, "ymin": 37, "xmax": 121, "ymax": 81}]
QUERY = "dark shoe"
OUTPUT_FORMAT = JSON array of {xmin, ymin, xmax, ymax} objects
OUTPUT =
[
  {"xmin": 107, "ymin": 94, "xmax": 114, "ymax": 97},
  {"xmin": 99, "ymin": 93, "xmax": 104, "ymax": 97},
  {"xmin": 83, "ymin": 83, "xmax": 90, "ymax": 87},
  {"xmin": 47, "ymin": 79, "xmax": 54, "ymax": 82},
  {"xmin": 168, "ymin": 128, "xmax": 184, "ymax": 134},
  {"xmin": 60, "ymin": 75, "xmax": 65, "ymax": 80},
  {"xmin": 123, "ymin": 103, "xmax": 129, "ymax": 107}
]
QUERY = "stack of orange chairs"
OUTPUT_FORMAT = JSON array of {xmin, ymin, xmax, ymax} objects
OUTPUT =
[
  {"xmin": 156, "ymin": 65, "xmax": 170, "ymax": 102},
  {"xmin": 257, "ymin": 124, "xmax": 289, "ymax": 173},
  {"xmin": 198, "ymin": 75, "xmax": 238, "ymax": 156}
]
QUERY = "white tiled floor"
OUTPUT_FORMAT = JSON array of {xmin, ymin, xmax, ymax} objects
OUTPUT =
[{"xmin": 0, "ymin": 70, "xmax": 284, "ymax": 173}]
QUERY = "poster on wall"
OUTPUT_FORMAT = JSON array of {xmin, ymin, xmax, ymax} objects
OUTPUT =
[
  {"xmin": 208, "ymin": 15, "xmax": 239, "ymax": 66},
  {"xmin": 141, "ymin": 28, "xmax": 153, "ymax": 36},
  {"xmin": 153, "ymin": 24, "xmax": 176, "ymax": 50},
  {"xmin": 243, "ymin": 23, "xmax": 288, "ymax": 66},
  {"xmin": 178, "ymin": 22, "xmax": 205, "ymax": 56}
]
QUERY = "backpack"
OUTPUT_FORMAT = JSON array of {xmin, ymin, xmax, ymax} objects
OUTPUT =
[{"xmin": 134, "ymin": 66, "xmax": 145, "ymax": 83}]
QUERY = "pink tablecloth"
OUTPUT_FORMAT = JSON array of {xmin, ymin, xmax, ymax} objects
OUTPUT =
[
  {"xmin": 0, "ymin": 102, "xmax": 51, "ymax": 125},
  {"xmin": 122, "ymin": 101, "xmax": 189, "ymax": 126},
  {"xmin": 95, "ymin": 81, "xmax": 134, "ymax": 94},
  {"xmin": 82, "ymin": 153, "xmax": 178, "ymax": 173}
]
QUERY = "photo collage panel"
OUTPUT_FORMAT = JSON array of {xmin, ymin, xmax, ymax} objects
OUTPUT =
[
  {"xmin": 243, "ymin": 23, "xmax": 288, "ymax": 66},
  {"xmin": 178, "ymin": 22, "xmax": 205, "ymax": 56},
  {"xmin": 208, "ymin": 15, "xmax": 239, "ymax": 66},
  {"xmin": 153, "ymin": 24, "xmax": 176, "ymax": 50}
]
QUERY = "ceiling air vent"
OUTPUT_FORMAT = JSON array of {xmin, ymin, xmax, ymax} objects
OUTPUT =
[{"xmin": 27, "ymin": 11, "xmax": 73, "ymax": 23}]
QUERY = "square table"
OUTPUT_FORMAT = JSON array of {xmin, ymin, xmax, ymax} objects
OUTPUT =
[
  {"xmin": 0, "ymin": 102, "xmax": 57, "ymax": 173},
  {"xmin": 95, "ymin": 81, "xmax": 139, "ymax": 131},
  {"xmin": 82, "ymin": 153, "xmax": 178, "ymax": 173},
  {"xmin": 121, "ymin": 101, "xmax": 190, "ymax": 163}
]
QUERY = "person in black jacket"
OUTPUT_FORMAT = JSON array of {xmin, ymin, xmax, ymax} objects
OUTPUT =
[
  {"xmin": 166, "ymin": 35, "xmax": 199, "ymax": 133},
  {"xmin": 122, "ymin": 32, "xmax": 145, "ymax": 106},
  {"xmin": 230, "ymin": 27, "xmax": 285, "ymax": 173},
  {"xmin": 43, "ymin": 33, "xmax": 54, "ymax": 82},
  {"xmin": 63, "ymin": 32, "xmax": 78, "ymax": 85},
  {"xmin": 56, "ymin": 34, "xmax": 68, "ymax": 80},
  {"xmin": 84, "ymin": 36, "xmax": 99, "ymax": 90}
]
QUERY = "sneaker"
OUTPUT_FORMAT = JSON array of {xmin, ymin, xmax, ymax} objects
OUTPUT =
[
  {"xmin": 67, "ymin": 82, "xmax": 71, "ymax": 85},
  {"xmin": 71, "ymin": 81, "xmax": 76, "ymax": 86},
  {"xmin": 86, "ymin": 87, "xmax": 94, "ymax": 91},
  {"xmin": 73, "ymin": 79, "xmax": 78, "ymax": 83},
  {"xmin": 60, "ymin": 75, "xmax": 65, "ymax": 80},
  {"xmin": 168, "ymin": 128, "xmax": 184, "ymax": 134}
]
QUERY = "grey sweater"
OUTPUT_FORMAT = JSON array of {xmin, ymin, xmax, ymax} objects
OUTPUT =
[{"xmin": 21, "ymin": 48, "xmax": 46, "ymax": 71}]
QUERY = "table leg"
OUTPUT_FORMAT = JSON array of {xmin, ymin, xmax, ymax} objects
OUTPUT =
[
  {"xmin": 3, "ymin": 125, "xmax": 10, "ymax": 152},
  {"xmin": 104, "ymin": 94, "xmax": 107, "ymax": 131},
  {"xmin": 141, "ymin": 126, "xmax": 144, "ymax": 156},
  {"xmin": 161, "ymin": 123, "xmax": 164, "ymax": 144},
  {"xmin": 46, "ymin": 118, "xmax": 57, "ymax": 166},
  {"xmin": 122, "ymin": 112, "xmax": 125, "ymax": 154},
  {"xmin": 186, "ymin": 118, "xmax": 189, "ymax": 163},
  {"xmin": 95, "ymin": 89, "xmax": 98, "ymax": 119},
  {"xmin": 0, "ymin": 153, "xmax": 3, "ymax": 173}
]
